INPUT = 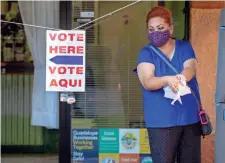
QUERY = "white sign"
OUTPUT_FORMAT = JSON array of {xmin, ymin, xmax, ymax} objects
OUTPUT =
[
  {"xmin": 80, "ymin": 12, "xmax": 94, "ymax": 18},
  {"xmin": 76, "ymin": 19, "xmax": 92, "ymax": 23},
  {"xmin": 46, "ymin": 30, "xmax": 86, "ymax": 92}
]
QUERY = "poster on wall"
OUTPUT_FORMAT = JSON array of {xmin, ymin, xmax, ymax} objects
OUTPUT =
[
  {"xmin": 119, "ymin": 154, "xmax": 140, "ymax": 163},
  {"xmin": 140, "ymin": 154, "xmax": 153, "ymax": 163},
  {"xmin": 99, "ymin": 154, "xmax": 119, "ymax": 163},
  {"xmin": 46, "ymin": 30, "xmax": 86, "ymax": 92},
  {"xmin": 71, "ymin": 128, "xmax": 152, "ymax": 163},
  {"xmin": 71, "ymin": 129, "xmax": 98, "ymax": 163},
  {"xmin": 99, "ymin": 129, "xmax": 119, "ymax": 153},
  {"xmin": 119, "ymin": 129, "xmax": 140, "ymax": 154},
  {"xmin": 139, "ymin": 129, "xmax": 151, "ymax": 154}
]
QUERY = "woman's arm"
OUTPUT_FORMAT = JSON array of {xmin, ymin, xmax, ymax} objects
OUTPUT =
[
  {"xmin": 181, "ymin": 58, "xmax": 197, "ymax": 82},
  {"xmin": 137, "ymin": 62, "xmax": 169, "ymax": 90}
]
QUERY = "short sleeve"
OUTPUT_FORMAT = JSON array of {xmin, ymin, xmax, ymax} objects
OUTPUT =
[
  {"xmin": 182, "ymin": 41, "xmax": 197, "ymax": 62},
  {"xmin": 137, "ymin": 47, "xmax": 154, "ymax": 65},
  {"xmin": 133, "ymin": 47, "xmax": 153, "ymax": 74}
]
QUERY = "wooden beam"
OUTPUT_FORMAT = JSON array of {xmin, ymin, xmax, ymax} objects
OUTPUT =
[{"xmin": 191, "ymin": 1, "xmax": 225, "ymax": 9}]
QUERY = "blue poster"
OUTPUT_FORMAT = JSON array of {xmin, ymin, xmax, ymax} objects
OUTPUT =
[
  {"xmin": 72, "ymin": 129, "xmax": 99, "ymax": 163},
  {"xmin": 140, "ymin": 154, "xmax": 153, "ymax": 163}
]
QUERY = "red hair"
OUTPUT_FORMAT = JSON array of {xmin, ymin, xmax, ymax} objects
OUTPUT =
[{"xmin": 146, "ymin": 6, "xmax": 172, "ymax": 25}]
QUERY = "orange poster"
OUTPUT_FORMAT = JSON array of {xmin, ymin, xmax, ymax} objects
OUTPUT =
[{"xmin": 119, "ymin": 154, "xmax": 139, "ymax": 163}]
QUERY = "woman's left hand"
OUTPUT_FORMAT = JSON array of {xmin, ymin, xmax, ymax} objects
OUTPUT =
[
  {"xmin": 167, "ymin": 76, "xmax": 184, "ymax": 93},
  {"xmin": 166, "ymin": 76, "xmax": 179, "ymax": 93}
]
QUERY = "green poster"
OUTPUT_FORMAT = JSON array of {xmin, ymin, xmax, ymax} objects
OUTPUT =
[{"xmin": 99, "ymin": 128, "xmax": 119, "ymax": 153}]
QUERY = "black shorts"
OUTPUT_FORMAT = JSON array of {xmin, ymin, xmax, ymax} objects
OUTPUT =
[{"xmin": 147, "ymin": 122, "xmax": 201, "ymax": 163}]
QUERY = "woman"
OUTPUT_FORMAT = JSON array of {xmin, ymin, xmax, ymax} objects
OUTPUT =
[{"xmin": 136, "ymin": 6, "xmax": 201, "ymax": 163}]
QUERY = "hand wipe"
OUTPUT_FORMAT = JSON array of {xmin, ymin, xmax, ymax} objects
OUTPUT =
[{"xmin": 163, "ymin": 75, "xmax": 191, "ymax": 105}]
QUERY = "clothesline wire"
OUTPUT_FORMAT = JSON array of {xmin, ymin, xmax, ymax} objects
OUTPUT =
[
  {"xmin": 0, "ymin": 0, "xmax": 141, "ymax": 31},
  {"xmin": 1, "ymin": 20, "xmax": 60, "ymax": 30},
  {"xmin": 72, "ymin": 0, "xmax": 141, "ymax": 30}
]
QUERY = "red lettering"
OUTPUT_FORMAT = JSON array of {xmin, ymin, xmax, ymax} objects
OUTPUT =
[
  {"xmin": 49, "ymin": 33, "xmax": 57, "ymax": 41},
  {"xmin": 58, "ymin": 33, "xmax": 67, "ymax": 41},
  {"xmin": 68, "ymin": 46, "xmax": 75, "ymax": 54},
  {"xmin": 59, "ymin": 79, "xmax": 67, "ymax": 87},
  {"xmin": 78, "ymin": 79, "xmax": 82, "ymax": 87},
  {"xmin": 58, "ymin": 67, "xmax": 67, "ymax": 74},
  {"xmin": 49, "ymin": 67, "xmax": 83, "ymax": 74},
  {"xmin": 49, "ymin": 66, "xmax": 56, "ymax": 74},
  {"xmin": 68, "ymin": 33, "xmax": 76, "ymax": 41},
  {"xmin": 77, "ymin": 34, "xmax": 84, "ymax": 41},
  {"xmin": 50, "ymin": 79, "xmax": 82, "ymax": 88},
  {"xmin": 68, "ymin": 67, "xmax": 75, "ymax": 74},
  {"xmin": 76, "ymin": 67, "xmax": 83, "ymax": 74},
  {"xmin": 69, "ymin": 80, "xmax": 77, "ymax": 87},
  {"xmin": 69, "ymin": 79, "xmax": 82, "ymax": 87},
  {"xmin": 50, "ymin": 79, "xmax": 57, "ymax": 87},
  {"xmin": 49, "ymin": 46, "xmax": 84, "ymax": 54},
  {"xmin": 49, "ymin": 33, "xmax": 84, "ymax": 42},
  {"xmin": 59, "ymin": 46, "xmax": 67, "ymax": 53},
  {"xmin": 77, "ymin": 46, "xmax": 84, "ymax": 54},
  {"xmin": 49, "ymin": 46, "xmax": 58, "ymax": 53}
]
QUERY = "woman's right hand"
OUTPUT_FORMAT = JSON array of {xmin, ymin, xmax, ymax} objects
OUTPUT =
[{"xmin": 166, "ymin": 76, "xmax": 181, "ymax": 93}]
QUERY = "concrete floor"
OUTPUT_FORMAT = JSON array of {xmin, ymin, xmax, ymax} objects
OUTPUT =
[{"xmin": 1, "ymin": 155, "xmax": 58, "ymax": 163}]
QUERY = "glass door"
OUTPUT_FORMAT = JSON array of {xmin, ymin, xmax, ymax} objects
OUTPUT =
[{"xmin": 69, "ymin": 1, "xmax": 186, "ymax": 163}]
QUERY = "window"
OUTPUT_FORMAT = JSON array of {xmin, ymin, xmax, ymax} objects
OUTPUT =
[
  {"xmin": 70, "ymin": 1, "xmax": 158, "ymax": 129},
  {"xmin": 72, "ymin": 1, "xmax": 95, "ymax": 44},
  {"xmin": 164, "ymin": 1, "xmax": 186, "ymax": 39},
  {"xmin": 1, "ymin": 1, "xmax": 43, "ymax": 149},
  {"xmin": 1, "ymin": 1, "xmax": 34, "ymax": 74}
]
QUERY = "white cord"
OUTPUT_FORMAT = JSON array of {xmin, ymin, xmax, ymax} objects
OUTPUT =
[
  {"xmin": 1, "ymin": 20, "xmax": 60, "ymax": 30},
  {"xmin": 72, "ymin": 0, "xmax": 141, "ymax": 30},
  {"xmin": 0, "ymin": 0, "xmax": 141, "ymax": 31}
]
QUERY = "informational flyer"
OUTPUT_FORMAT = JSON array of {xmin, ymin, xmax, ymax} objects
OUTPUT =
[
  {"xmin": 99, "ymin": 129, "xmax": 119, "ymax": 153},
  {"xmin": 119, "ymin": 129, "xmax": 140, "ymax": 154},
  {"xmin": 119, "ymin": 154, "xmax": 139, "ymax": 163},
  {"xmin": 99, "ymin": 154, "xmax": 119, "ymax": 163},
  {"xmin": 140, "ymin": 154, "xmax": 153, "ymax": 163},
  {"xmin": 139, "ymin": 129, "xmax": 151, "ymax": 154},
  {"xmin": 71, "ymin": 129, "xmax": 98, "ymax": 163},
  {"xmin": 71, "ymin": 128, "xmax": 152, "ymax": 163}
]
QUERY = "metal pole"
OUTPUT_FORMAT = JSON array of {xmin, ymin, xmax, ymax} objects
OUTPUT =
[
  {"xmin": 215, "ymin": 8, "xmax": 225, "ymax": 163},
  {"xmin": 59, "ymin": 1, "xmax": 72, "ymax": 163},
  {"xmin": 59, "ymin": 99, "xmax": 71, "ymax": 163},
  {"xmin": 183, "ymin": 1, "xmax": 190, "ymax": 41}
]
